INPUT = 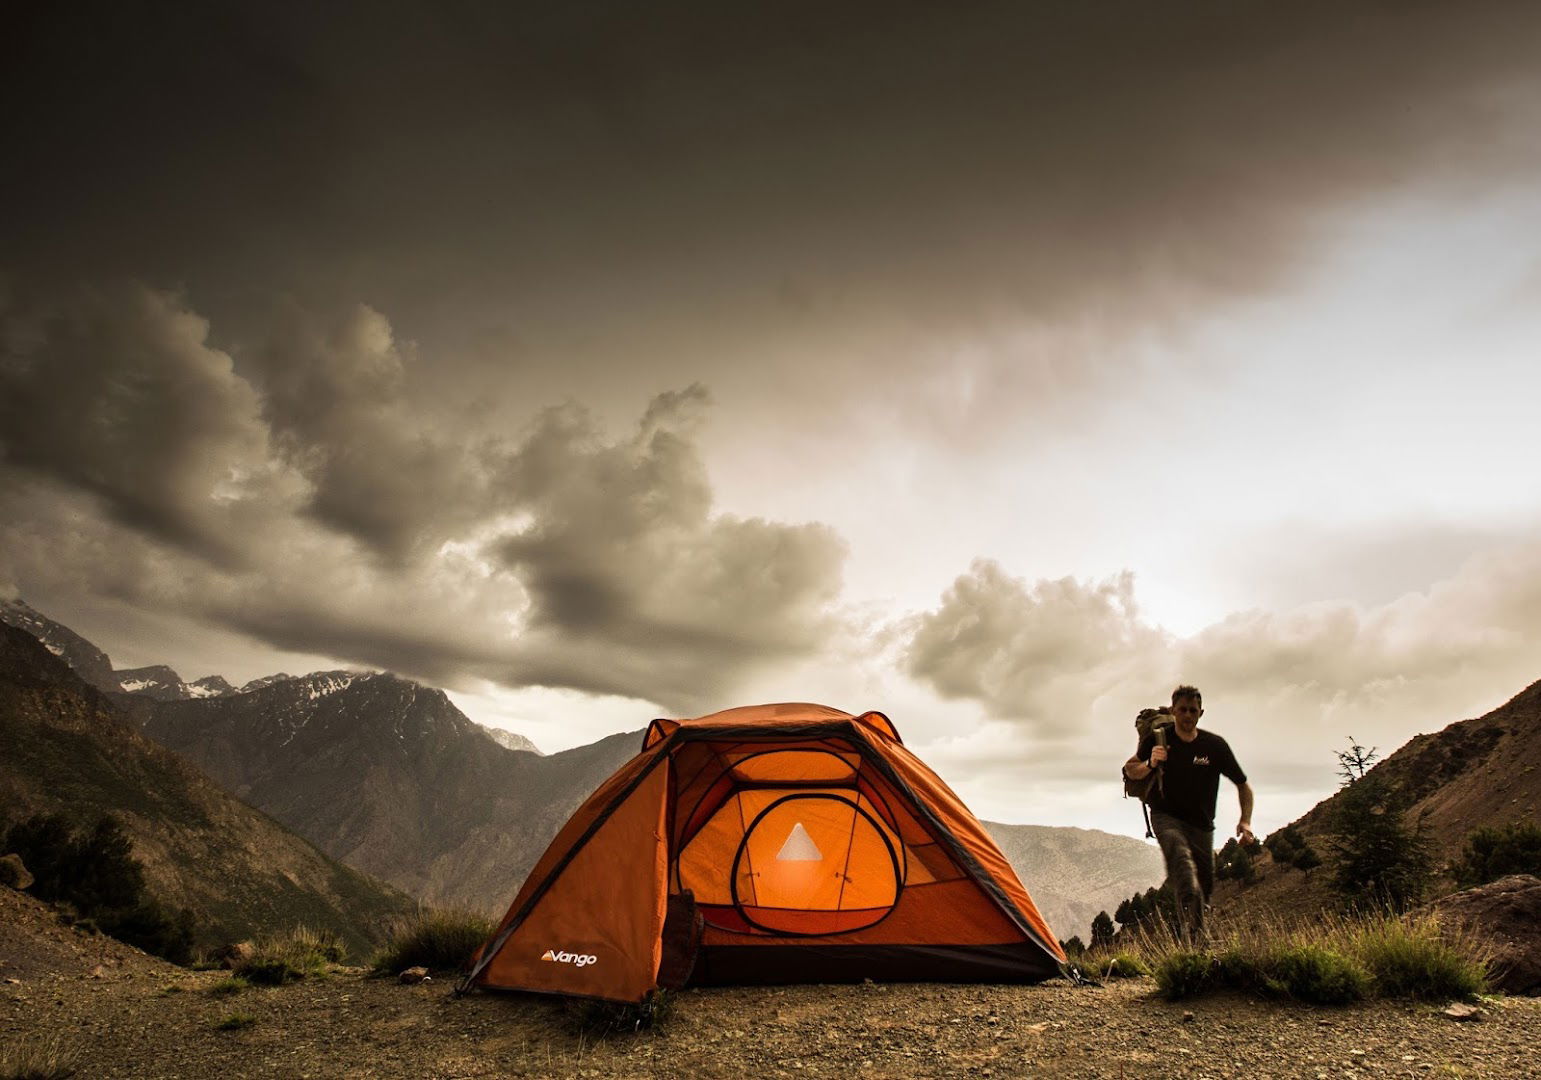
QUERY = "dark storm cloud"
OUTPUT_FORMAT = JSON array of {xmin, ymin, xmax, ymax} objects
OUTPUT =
[
  {"xmin": 249, "ymin": 300, "xmax": 493, "ymax": 562},
  {"xmin": 0, "ymin": 288, "xmax": 846, "ymax": 709},
  {"xmin": 0, "ymin": 284, "xmax": 272, "ymax": 564},
  {"xmin": 492, "ymin": 386, "xmax": 847, "ymax": 703},
  {"xmin": 8, "ymin": 1, "xmax": 1541, "ymax": 431}
]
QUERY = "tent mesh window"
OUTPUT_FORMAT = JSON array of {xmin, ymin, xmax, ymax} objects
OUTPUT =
[{"xmin": 672, "ymin": 742, "xmax": 962, "ymax": 936}]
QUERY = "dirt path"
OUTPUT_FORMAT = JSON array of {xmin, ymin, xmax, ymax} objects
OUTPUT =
[{"xmin": 5, "ymin": 960, "xmax": 1540, "ymax": 1079}]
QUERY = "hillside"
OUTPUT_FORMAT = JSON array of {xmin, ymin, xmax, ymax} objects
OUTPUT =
[
  {"xmin": 1213, "ymin": 677, "xmax": 1541, "ymax": 917},
  {"xmin": 984, "ymin": 822, "xmax": 1164, "ymax": 942},
  {"xmin": 0, "ymin": 624, "xmax": 415, "ymax": 957},
  {"xmin": 139, "ymin": 676, "xmax": 640, "ymax": 912}
]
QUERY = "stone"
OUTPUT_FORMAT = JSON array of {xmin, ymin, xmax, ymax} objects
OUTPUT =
[
  {"xmin": 1442, "ymin": 1003, "xmax": 1483, "ymax": 1022},
  {"xmin": 1427, "ymin": 874, "xmax": 1541, "ymax": 995},
  {"xmin": 1182, "ymin": 1011, "xmax": 1195, "ymax": 1023},
  {"xmin": 216, "ymin": 941, "xmax": 255, "ymax": 969},
  {"xmin": 398, "ymin": 966, "xmax": 430, "ymax": 984},
  {"xmin": 0, "ymin": 854, "xmax": 33, "ymax": 891}
]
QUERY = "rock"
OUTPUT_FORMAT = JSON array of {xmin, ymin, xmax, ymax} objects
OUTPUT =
[
  {"xmin": 0, "ymin": 854, "xmax": 33, "ymax": 890},
  {"xmin": 88, "ymin": 966, "xmax": 106, "ymax": 979},
  {"xmin": 1182, "ymin": 1010, "xmax": 1195, "ymax": 1023},
  {"xmin": 1442, "ymin": 1003, "xmax": 1483, "ymax": 1022},
  {"xmin": 398, "ymin": 966, "xmax": 430, "ymax": 984},
  {"xmin": 218, "ymin": 942, "xmax": 255, "ymax": 969},
  {"xmin": 1427, "ymin": 874, "xmax": 1541, "ymax": 994}
]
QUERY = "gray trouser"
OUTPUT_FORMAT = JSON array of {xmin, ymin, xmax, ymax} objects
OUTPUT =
[{"xmin": 1151, "ymin": 810, "xmax": 1214, "ymax": 939}]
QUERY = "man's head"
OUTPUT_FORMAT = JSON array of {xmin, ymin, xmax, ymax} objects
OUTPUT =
[{"xmin": 1171, "ymin": 685, "xmax": 1203, "ymax": 735}]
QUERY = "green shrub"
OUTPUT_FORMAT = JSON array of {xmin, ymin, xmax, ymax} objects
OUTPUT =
[
  {"xmin": 371, "ymin": 908, "xmax": 495, "ymax": 975},
  {"xmin": 208, "ymin": 977, "xmax": 250, "ymax": 996},
  {"xmin": 231, "ymin": 926, "xmax": 337, "ymax": 986},
  {"xmin": 1452, "ymin": 822, "xmax": 1541, "ymax": 889},
  {"xmin": 1261, "ymin": 944, "xmax": 1369, "ymax": 1005},
  {"xmin": 1353, "ymin": 916, "xmax": 1488, "ymax": 1000},
  {"xmin": 0, "ymin": 1033, "xmax": 80, "ymax": 1079},
  {"xmin": 2, "ymin": 814, "xmax": 195, "ymax": 964},
  {"xmin": 1154, "ymin": 949, "xmax": 1215, "ymax": 1000},
  {"xmin": 213, "ymin": 1014, "xmax": 256, "ymax": 1032}
]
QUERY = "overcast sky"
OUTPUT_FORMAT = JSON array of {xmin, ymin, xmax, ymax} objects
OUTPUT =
[{"xmin": 6, "ymin": 1, "xmax": 1541, "ymax": 839}]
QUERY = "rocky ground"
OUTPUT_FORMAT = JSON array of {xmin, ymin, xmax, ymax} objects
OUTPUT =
[{"xmin": 5, "ymin": 891, "xmax": 1540, "ymax": 1078}]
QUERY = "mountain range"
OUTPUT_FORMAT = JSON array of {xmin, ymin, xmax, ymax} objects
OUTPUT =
[
  {"xmin": 5, "ymin": 599, "xmax": 1162, "ymax": 938},
  {"xmin": 0, "ymin": 623, "xmax": 414, "ymax": 957}
]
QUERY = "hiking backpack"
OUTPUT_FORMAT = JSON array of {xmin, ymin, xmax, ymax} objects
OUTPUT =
[{"xmin": 1123, "ymin": 706, "xmax": 1173, "ymax": 837}]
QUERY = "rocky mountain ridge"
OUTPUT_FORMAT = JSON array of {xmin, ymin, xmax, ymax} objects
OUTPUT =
[
  {"xmin": 0, "ymin": 623, "xmax": 415, "ymax": 956},
  {"xmin": 1212, "ymin": 677, "xmax": 1541, "ymax": 918},
  {"xmin": 478, "ymin": 722, "xmax": 543, "ymax": 755},
  {"xmin": 16, "ymin": 599, "xmax": 1161, "ymax": 937},
  {"xmin": 139, "ymin": 669, "xmax": 639, "ymax": 911}
]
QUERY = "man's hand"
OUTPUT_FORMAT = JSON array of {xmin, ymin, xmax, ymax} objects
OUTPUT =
[
  {"xmin": 1236, "ymin": 821, "xmax": 1255, "ymax": 846},
  {"xmin": 1149, "ymin": 745, "xmax": 1168, "ymax": 767}
]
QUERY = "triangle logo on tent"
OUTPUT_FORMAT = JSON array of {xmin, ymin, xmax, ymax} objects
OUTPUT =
[
  {"xmin": 776, "ymin": 822, "xmax": 823, "ymax": 861},
  {"xmin": 541, "ymin": 949, "xmax": 557, "ymax": 962}
]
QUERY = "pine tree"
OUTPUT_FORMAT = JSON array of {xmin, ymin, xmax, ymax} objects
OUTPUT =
[
  {"xmin": 1328, "ymin": 742, "xmax": 1432, "ymax": 911},
  {"xmin": 1090, "ymin": 910, "xmax": 1115, "ymax": 948}
]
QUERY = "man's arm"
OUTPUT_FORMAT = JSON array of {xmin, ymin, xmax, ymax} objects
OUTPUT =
[
  {"xmin": 1124, "ymin": 740, "xmax": 1167, "ymax": 780},
  {"xmin": 1236, "ymin": 781, "xmax": 1255, "ymax": 844}
]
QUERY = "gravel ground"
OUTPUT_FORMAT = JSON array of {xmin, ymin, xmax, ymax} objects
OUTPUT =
[
  {"xmin": 5, "ymin": 892, "xmax": 1538, "ymax": 1079},
  {"xmin": 4, "ymin": 962, "xmax": 1540, "ymax": 1079}
]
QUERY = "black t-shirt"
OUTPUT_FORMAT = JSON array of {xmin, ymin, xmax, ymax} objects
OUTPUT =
[{"xmin": 1135, "ymin": 728, "xmax": 1246, "ymax": 832}]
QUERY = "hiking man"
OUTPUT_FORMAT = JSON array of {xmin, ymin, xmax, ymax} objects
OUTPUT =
[{"xmin": 1123, "ymin": 685, "xmax": 1252, "ymax": 938}]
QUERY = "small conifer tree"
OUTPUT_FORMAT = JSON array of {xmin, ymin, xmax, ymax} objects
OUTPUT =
[
  {"xmin": 1090, "ymin": 910, "xmax": 1115, "ymax": 949},
  {"xmin": 1328, "ymin": 740, "xmax": 1432, "ymax": 912}
]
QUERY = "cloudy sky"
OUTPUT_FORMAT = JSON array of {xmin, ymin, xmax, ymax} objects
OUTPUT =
[{"xmin": 6, "ymin": 1, "xmax": 1541, "ymax": 838}]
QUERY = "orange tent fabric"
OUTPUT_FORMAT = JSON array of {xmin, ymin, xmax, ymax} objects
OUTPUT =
[{"xmin": 464, "ymin": 703, "xmax": 1066, "ymax": 1002}]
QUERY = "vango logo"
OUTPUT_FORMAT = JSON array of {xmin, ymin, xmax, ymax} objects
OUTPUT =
[{"xmin": 541, "ymin": 948, "xmax": 598, "ymax": 968}]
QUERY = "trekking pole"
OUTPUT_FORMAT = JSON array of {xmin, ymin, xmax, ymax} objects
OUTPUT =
[{"xmin": 1142, "ymin": 724, "xmax": 1169, "ymax": 839}]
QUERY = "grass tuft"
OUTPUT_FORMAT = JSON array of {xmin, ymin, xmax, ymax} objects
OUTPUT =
[
  {"xmin": 1153, "ymin": 949, "xmax": 1217, "ymax": 1000},
  {"xmin": 1352, "ymin": 914, "xmax": 1489, "ymax": 1001},
  {"xmin": 230, "ymin": 925, "xmax": 342, "ymax": 986},
  {"xmin": 1137, "ymin": 908, "xmax": 1488, "ymax": 1005},
  {"xmin": 213, "ymin": 1013, "xmax": 256, "ymax": 1032},
  {"xmin": 371, "ymin": 908, "xmax": 496, "ymax": 976},
  {"xmin": 1089, "ymin": 951, "xmax": 1150, "ymax": 979},
  {"xmin": 0, "ymin": 1034, "xmax": 80, "ymax": 1080},
  {"xmin": 208, "ymin": 976, "xmax": 250, "ymax": 996}
]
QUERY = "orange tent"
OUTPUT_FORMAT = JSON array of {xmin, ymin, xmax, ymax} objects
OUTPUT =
[{"xmin": 462, "ymin": 703, "xmax": 1066, "ymax": 1002}]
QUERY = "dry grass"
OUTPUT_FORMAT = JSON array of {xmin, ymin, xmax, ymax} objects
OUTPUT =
[
  {"xmin": 371, "ymin": 907, "xmax": 496, "ymax": 976},
  {"xmin": 230, "ymin": 925, "xmax": 344, "ymax": 986},
  {"xmin": 0, "ymin": 1034, "xmax": 80, "ymax": 1080},
  {"xmin": 1083, "ymin": 950, "xmax": 1151, "ymax": 979},
  {"xmin": 1125, "ymin": 909, "xmax": 1492, "ymax": 1004}
]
